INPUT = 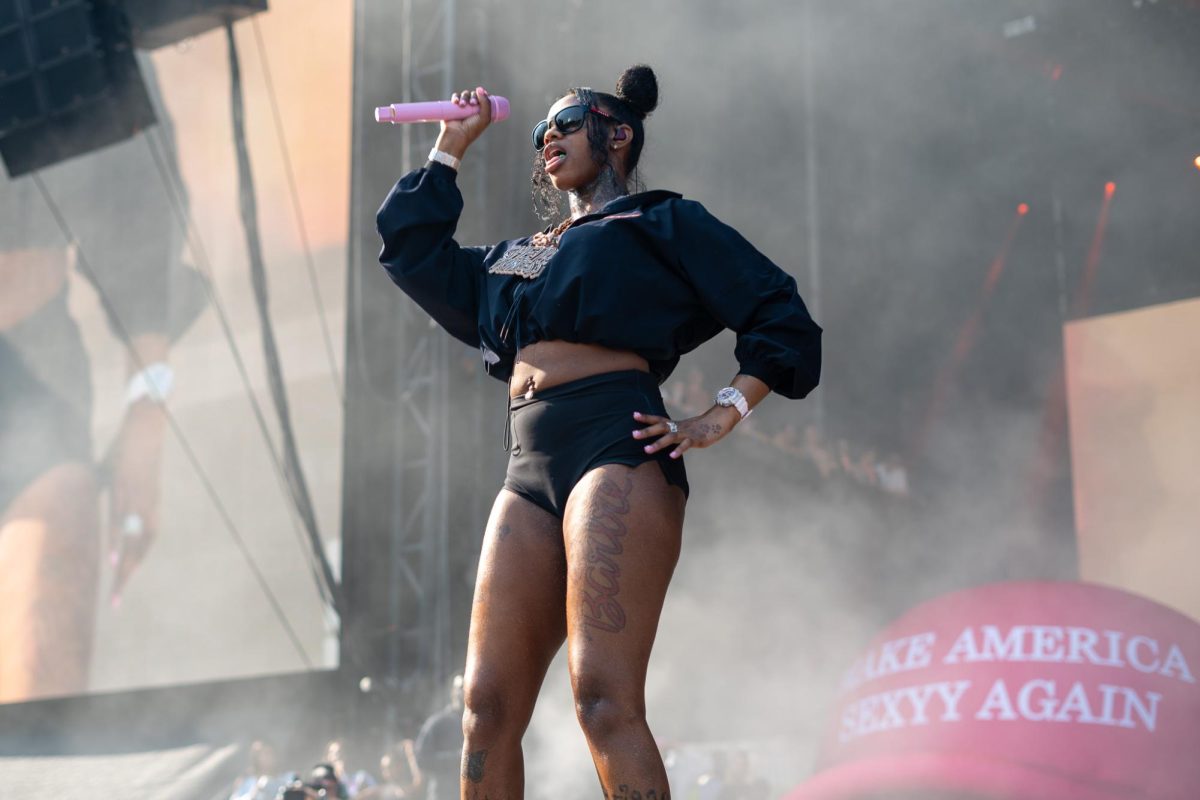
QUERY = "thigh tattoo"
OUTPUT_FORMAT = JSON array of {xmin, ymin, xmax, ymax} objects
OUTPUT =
[{"xmin": 579, "ymin": 475, "xmax": 633, "ymax": 635}]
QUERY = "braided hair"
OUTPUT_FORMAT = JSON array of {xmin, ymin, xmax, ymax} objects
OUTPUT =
[{"xmin": 531, "ymin": 64, "xmax": 660, "ymax": 220}]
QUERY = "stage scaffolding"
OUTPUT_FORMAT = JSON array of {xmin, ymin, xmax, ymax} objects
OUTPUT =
[{"xmin": 343, "ymin": 0, "xmax": 490, "ymax": 737}]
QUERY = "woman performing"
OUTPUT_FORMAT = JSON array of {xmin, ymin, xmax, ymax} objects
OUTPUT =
[{"xmin": 376, "ymin": 65, "xmax": 821, "ymax": 800}]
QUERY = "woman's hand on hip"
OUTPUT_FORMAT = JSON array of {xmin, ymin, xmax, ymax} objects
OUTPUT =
[
  {"xmin": 632, "ymin": 405, "xmax": 742, "ymax": 459},
  {"xmin": 436, "ymin": 86, "xmax": 493, "ymax": 159}
]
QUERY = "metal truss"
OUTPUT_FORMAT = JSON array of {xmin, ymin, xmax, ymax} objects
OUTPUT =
[{"xmin": 387, "ymin": 0, "xmax": 457, "ymax": 707}]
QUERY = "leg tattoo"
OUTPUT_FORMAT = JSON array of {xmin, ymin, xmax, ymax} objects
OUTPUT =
[
  {"xmin": 579, "ymin": 475, "xmax": 634, "ymax": 635},
  {"xmin": 605, "ymin": 786, "xmax": 670, "ymax": 800},
  {"xmin": 462, "ymin": 749, "xmax": 488, "ymax": 784}
]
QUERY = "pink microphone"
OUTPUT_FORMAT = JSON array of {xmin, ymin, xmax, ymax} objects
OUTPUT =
[{"xmin": 374, "ymin": 96, "xmax": 510, "ymax": 124}]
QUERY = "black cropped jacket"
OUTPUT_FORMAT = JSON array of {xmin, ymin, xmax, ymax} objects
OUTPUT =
[{"xmin": 377, "ymin": 161, "xmax": 821, "ymax": 399}]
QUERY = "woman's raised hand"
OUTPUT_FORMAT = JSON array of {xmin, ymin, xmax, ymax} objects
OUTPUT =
[{"xmin": 436, "ymin": 86, "xmax": 493, "ymax": 160}]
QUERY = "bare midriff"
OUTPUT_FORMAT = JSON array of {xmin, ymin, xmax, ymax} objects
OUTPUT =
[
  {"xmin": 511, "ymin": 340, "xmax": 649, "ymax": 399},
  {"xmin": 0, "ymin": 249, "xmax": 69, "ymax": 332}
]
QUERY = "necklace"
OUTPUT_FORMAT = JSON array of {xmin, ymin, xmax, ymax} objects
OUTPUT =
[
  {"xmin": 530, "ymin": 217, "xmax": 573, "ymax": 247},
  {"xmin": 488, "ymin": 217, "xmax": 574, "ymax": 279}
]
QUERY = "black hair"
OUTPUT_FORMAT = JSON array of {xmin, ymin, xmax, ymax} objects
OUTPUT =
[
  {"xmin": 531, "ymin": 64, "xmax": 660, "ymax": 220},
  {"xmin": 593, "ymin": 63, "xmax": 659, "ymax": 174}
]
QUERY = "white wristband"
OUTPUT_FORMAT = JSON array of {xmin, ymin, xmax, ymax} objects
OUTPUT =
[
  {"xmin": 125, "ymin": 362, "xmax": 174, "ymax": 407},
  {"xmin": 428, "ymin": 148, "xmax": 461, "ymax": 171}
]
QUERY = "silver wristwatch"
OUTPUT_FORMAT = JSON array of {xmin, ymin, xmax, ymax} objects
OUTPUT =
[{"xmin": 715, "ymin": 386, "xmax": 751, "ymax": 419}]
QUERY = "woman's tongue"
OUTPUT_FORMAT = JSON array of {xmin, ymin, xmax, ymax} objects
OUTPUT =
[{"xmin": 546, "ymin": 151, "xmax": 567, "ymax": 172}]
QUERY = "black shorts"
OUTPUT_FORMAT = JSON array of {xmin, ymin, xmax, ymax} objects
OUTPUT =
[
  {"xmin": 504, "ymin": 369, "xmax": 689, "ymax": 519},
  {"xmin": 0, "ymin": 293, "xmax": 93, "ymax": 513}
]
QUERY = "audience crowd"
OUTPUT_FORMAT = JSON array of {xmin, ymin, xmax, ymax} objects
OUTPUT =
[
  {"xmin": 226, "ymin": 737, "xmax": 421, "ymax": 800},
  {"xmin": 225, "ymin": 735, "xmax": 774, "ymax": 800}
]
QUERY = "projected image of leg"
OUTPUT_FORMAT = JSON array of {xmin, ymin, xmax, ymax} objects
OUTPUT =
[{"xmin": 0, "ymin": 463, "xmax": 100, "ymax": 703}]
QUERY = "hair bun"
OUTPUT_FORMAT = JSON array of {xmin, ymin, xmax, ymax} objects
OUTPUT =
[{"xmin": 615, "ymin": 64, "xmax": 658, "ymax": 119}]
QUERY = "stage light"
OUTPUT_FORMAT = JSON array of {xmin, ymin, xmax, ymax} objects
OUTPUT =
[
  {"xmin": 1002, "ymin": 16, "xmax": 1036, "ymax": 39},
  {"xmin": 1018, "ymin": 203, "xmax": 1029, "ymax": 216},
  {"xmin": 1193, "ymin": 155, "xmax": 1200, "ymax": 171},
  {"xmin": 1105, "ymin": 181, "xmax": 1116, "ymax": 196}
]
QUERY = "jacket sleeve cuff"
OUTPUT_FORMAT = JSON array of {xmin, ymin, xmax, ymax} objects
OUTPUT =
[
  {"xmin": 736, "ymin": 360, "xmax": 780, "ymax": 391},
  {"xmin": 425, "ymin": 160, "xmax": 460, "ymax": 181}
]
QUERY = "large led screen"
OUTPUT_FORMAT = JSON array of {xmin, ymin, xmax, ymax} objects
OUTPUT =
[
  {"xmin": 0, "ymin": 2, "xmax": 351, "ymax": 703},
  {"xmin": 1065, "ymin": 296, "xmax": 1200, "ymax": 622}
]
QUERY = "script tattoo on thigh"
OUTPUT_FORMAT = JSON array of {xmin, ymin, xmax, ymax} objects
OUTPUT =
[
  {"xmin": 462, "ymin": 749, "xmax": 487, "ymax": 783},
  {"xmin": 579, "ymin": 475, "xmax": 633, "ymax": 634},
  {"xmin": 605, "ymin": 786, "xmax": 669, "ymax": 800}
]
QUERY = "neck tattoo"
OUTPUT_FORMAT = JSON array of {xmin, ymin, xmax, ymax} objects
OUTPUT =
[
  {"xmin": 569, "ymin": 165, "xmax": 626, "ymax": 220},
  {"xmin": 506, "ymin": 166, "xmax": 627, "ymax": 273}
]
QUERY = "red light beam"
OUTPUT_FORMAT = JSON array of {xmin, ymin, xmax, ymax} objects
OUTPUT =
[
  {"xmin": 909, "ymin": 203, "xmax": 1030, "ymax": 460},
  {"xmin": 1074, "ymin": 182, "xmax": 1116, "ymax": 317},
  {"xmin": 1026, "ymin": 181, "xmax": 1119, "ymax": 524}
]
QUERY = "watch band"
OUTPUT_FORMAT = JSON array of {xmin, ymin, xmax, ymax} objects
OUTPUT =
[
  {"xmin": 716, "ymin": 386, "xmax": 751, "ymax": 419},
  {"xmin": 427, "ymin": 147, "xmax": 461, "ymax": 171},
  {"xmin": 126, "ymin": 362, "xmax": 174, "ymax": 407}
]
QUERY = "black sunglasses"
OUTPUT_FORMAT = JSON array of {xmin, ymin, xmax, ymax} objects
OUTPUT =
[{"xmin": 532, "ymin": 104, "xmax": 617, "ymax": 151}]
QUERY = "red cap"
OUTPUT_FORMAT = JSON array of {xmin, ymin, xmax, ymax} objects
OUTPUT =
[{"xmin": 785, "ymin": 582, "xmax": 1200, "ymax": 800}]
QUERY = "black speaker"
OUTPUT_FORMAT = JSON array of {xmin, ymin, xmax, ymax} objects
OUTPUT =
[
  {"xmin": 0, "ymin": 0, "xmax": 156, "ymax": 177},
  {"xmin": 122, "ymin": 0, "xmax": 268, "ymax": 50}
]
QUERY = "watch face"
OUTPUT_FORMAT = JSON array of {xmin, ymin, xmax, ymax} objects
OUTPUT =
[{"xmin": 717, "ymin": 387, "xmax": 739, "ymax": 405}]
